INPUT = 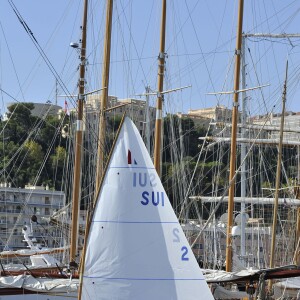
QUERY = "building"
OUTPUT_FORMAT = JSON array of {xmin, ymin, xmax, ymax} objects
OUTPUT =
[
  {"xmin": 6, "ymin": 101, "xmax": 62, "ymax": 119},
  {"xmin": 0, "ymin": 184, "xmax": 65, "ymax": 254},
  {"xmin": 176, "ymin": 112, "xmax": 211, "ymax": 129},
  {"xmin": 177, "ymin": 105, "xmax": 241, "ymax": 136},
  {"xmin": 84, "ymin": 94, "xmax": 156, "ymax": 140},
  {"xmin": 251, "ymin": 111, "xmax": 300, "ymax": 142},
  {"xmin": 186, "ymin": 215, "xmax": 297, "ymax": 270},
  {"xmin": 188, "ymin": 105, "xmax": 234, "ymax": 123}
]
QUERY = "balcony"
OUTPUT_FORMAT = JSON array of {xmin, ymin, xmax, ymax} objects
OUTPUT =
[
  {"xmin": 0, "ymin": 200, "xmax": 62, "ymax": 208},
  {"xmin": 0, "ymin": 209, "xmax": 21, "ymax": 214}
]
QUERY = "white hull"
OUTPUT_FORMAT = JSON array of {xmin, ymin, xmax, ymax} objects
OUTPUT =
[
  {"xmin": 0, "ymin": 292, "xmax": 77, "ymax": 300},
  {"xmin": 0, "ymin": 276, "xmax": 78, "ymax": 300}
]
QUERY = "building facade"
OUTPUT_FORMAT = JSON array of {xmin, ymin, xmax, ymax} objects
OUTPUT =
[
  {"xmin": 6, "ymin": 101, "xmax": 62, "ymax": 120},
  {"xmin": 178, "ymin": 105, "xmax": 240, "ymax": 137},
  {"xmin": 0, "ymin": 185, "xmax": 65, "ymax": 253},
  {"xmin": 251, "ymin": 111, "xmax": 300, "ymax": 142},
  {"xmin": 84, "ymin": 94, "xmax": 156, "ymax": 136},
  {"xmin": 188, "ymin": 105, "xmax": 234, "ymax": 123}
]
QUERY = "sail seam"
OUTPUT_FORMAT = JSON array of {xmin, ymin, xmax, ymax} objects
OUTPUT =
[
  {"xmin": 83, "ymin": 276, "xmax": 205, "ymax": 281},
  {"xmin": 109, "ymin": 166, "xmax": 155, "ymax": 169},
  {"xmin": 92, "ymin": 221, "xmax": 178, "ymax": 224}
]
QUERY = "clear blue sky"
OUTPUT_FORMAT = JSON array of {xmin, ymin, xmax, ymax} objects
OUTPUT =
[{"xmin": 1, "ymin": 0, "xmax": 300, "ymax": 117}]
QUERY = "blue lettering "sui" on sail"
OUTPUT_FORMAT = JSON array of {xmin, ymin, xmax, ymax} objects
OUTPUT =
[{"xmin": 141, "ymin": 191, "xmax": 164, "ymax": 206}]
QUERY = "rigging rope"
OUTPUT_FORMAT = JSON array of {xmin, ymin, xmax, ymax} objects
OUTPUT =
[{"xmin": 7, "ymin": 0, "xmax": 76, "ymax": 109}]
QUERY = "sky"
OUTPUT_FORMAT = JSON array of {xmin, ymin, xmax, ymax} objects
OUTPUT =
[{"xmin": 1, "ymin": 0, "xmax": 300, "ymax": 118}]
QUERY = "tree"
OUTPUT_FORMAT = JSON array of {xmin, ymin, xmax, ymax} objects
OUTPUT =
[
  {"xmin": 50, "ymin": 146, "xmax": 67, "ymax": 190},
  {"xmin": 2, "ymin": 103, "xmax": 37, "ymax": 144},
  {"xmin": 0, "ymin": 104, "xmax": 69, "ymax": 189}
]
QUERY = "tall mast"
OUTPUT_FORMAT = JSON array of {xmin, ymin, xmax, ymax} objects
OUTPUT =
[
  {"xmin": 294, "ymin": 204, "xmax": 300, "ymax": 265},
  {"xmin": 153, "ymin": 0, "xmax": 167, "ymax": 177},
  {"xmin": 145, "ymin": 86, "xmax": 151, "ymax": 153},
  {"xmin": 225, "ymin": 0, "xmax": 244, "ymax": 273},
  {"xmin": 70, "ymin": 0, "xmax": 88, "ymax": 265},
  {"xmin": 95, "ymin": 0, "xmax": 113, "ymax": 193},
  {"xmin": 269, "ymin": 61, "xmax": 288, "ymax": 269},
  {"xmin": 240, "ymin": 35, "xmax": 247, "ymax": 263}
]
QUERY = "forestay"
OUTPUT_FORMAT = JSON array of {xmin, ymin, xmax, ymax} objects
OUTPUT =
[{"xmin": 80, "ymin": 117, "xmax": 214, "ymax": 300}]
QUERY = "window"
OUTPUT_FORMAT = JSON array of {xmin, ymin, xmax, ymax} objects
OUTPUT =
[
  {"xmin": 45, "ymin": 197, "xmax": 50, "ymax": 204},
  {"xmin": 45, "ymin": 208, "xmax": 50, "ymax": 215},
  {"xmin": 193, "ymin": 243, "xmax": 203, "ymax": 249}
]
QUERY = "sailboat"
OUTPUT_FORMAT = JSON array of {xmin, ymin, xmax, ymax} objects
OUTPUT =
[
  {"xmin": 79, "ymin": 116, "xmax": 214, "ymax": 299},
  {"xmin": 0, "ymin": 116, "xmax": 214, "ymax": 299}
]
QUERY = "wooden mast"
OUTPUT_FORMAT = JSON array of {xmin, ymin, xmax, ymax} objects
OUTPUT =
[
  {"xmin": 294, "ymin": 206, "xmax": 300, "ymax": 265},
  {"xmin": 225, "ymin": 0, "xmax": 244, "ymax": 273},
  {"xmin": 269, "ymin": 60, "xmax": 288, "ymax": 269},
  {"xmin": 95, "ymin": 0, "xmax": 113, "ymax": 193},
  {"xmin": 153, "ymin": 0, "xmax": 167, "ymax": 176},
  {"xmin": 70, "ymin": 0, "xmax": 88, "ymax": 265}
]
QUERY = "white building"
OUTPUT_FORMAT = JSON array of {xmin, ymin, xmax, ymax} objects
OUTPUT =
[
  {"xmin": 0, "ymin": 184, "xmax": 65, "ymax": 253},
  {"xmin": 84, "ymin": 94, "xmax": 156, "ymax": 136}
]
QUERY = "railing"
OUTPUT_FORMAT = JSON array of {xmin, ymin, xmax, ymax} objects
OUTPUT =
[
  {"xmin": 0, "ymin": 209, "xmax": 21, "ymax": 214},
  {"xmin": 0, "ymin": 200, "xmax": 62, "ymax": 207},
  {"xmin": 0, "ymin": 232, "xmax": 23, "ymax": 236}
]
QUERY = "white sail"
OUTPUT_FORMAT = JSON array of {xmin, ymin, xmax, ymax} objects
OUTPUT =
[{"xmin": 80, "ymin": 117, "xmax": 213, "ymax": 299}]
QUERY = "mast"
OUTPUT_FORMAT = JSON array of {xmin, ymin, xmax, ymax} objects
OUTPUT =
[
  {"xmin": 145, "ymin": 86, "xmax": 151, "ymax": 153},
  {"xmin": 294, "ymin": 206, "xmax": 300, "ymax": 265},
  {"xmin": 153, "ymin": 0, "xmax": 167, "ymax": 176},
  {"xmin": 70, "ymin": 0, "xmax": 88, "ymax": 265},
  {"xmin": 225, "ymin": 0, "xmax": 244, "ymax": 272},
  {"xmin": 240, "ymin": 35, "xmax": 247, "ymax": 262},
  {"xmin": 95, "ymin": 0, "xmax": 113, "ymax": 193},
  {"xmin": 296, "ymin": 149, "xmax": 300, "ymax": 265},
  {"xmin": 269, "ymin": 60, "xmax": 288, "ymax": 269}
]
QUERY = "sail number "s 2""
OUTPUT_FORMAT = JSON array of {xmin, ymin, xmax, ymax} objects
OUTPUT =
[{"xmin": 173, "ymin": 228, "xmax": 189, "ymax": 261}]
